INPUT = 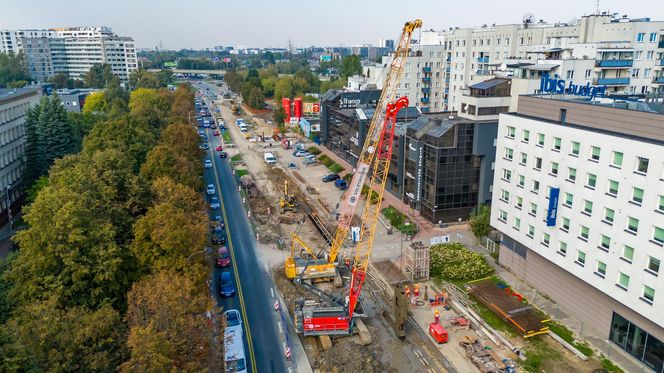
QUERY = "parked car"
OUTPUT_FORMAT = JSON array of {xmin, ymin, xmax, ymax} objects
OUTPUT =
[
  {"xmin": 219, "ymin": 272, "xmax": 236, "ymax": 297},
  {"xmin": 210, "ymin": 197, "xmax": 220, "ymax": 209},
  {"xmin": 322, "ymin": 173, "xmax": 340, "ymax": 182},
  {"xmin": 216, "ymin": 247, "xmax": 230, "ymax": 267},
  {"xmin": 213, "ymin": 130, "xmax": 220, "ymax": 136},
  {"xmin": 303, "ymin": 154, "xmax": 317, "ymax": 165},
  {"xmin": 216, "ymin": 145, "xmax": 223, "ymax": 151},
  {"xmin": 219, "ymin": 152, "xmax": 228, "ymax": 158},
  {"xmin": 206, "ymin": 184, "xmax": 216, "ymax": 195},
  {"xmin": 224, "ymin": 309, "xmax": 242, "ymax": 328},
  {"xmin": 293, "ymin": 150, "xmax": 309, "ymax": 157},
  {"xmin": 214, "ymin": 216, "xmax": 224, "ymax": 226},
  {"xmin": 212, "ymin": 234, "xmax": 226, "ymax": 245},
  {"xmin": 204, "ymin": 159, "xmax": 213, "ymax": 168},
  {"xmin": 199, "ymin": 143, "xmax": 209, "ymax": 150},
  {"xmin": 198, "ymin": 129, "xmax": 205, "ymax": 135},
  {"xmin": 334, "ymin": 179, "xmax": 348, "ymax": 190}
]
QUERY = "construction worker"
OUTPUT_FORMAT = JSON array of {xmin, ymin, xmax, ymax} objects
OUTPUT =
[
  {"xmin": 434, "ymin": 309, "xmax": 440, "ymax": 324},
  {"xmin": 414, "ymin": 284, "xmax": 420, "ymax": 298},
  {"xmin": 404, "ymin": 285, "xmax": 410, "ymax": 298}
]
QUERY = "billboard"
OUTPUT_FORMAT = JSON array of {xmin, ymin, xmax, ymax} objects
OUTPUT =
[
  {"xmin": 546, "ymin": 187, "xmax": 560, "ymax": 226},
  {"xmin": 303, "ymin": 102, "xmax": 321, "ymax": 115}
]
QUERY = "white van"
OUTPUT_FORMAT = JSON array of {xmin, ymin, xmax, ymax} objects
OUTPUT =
[
  {"xmin": 238, "ymin": 124, "xmax": 248, "ymax": 132},
  {"xmin": 264, "ymin": 152, "xmax": 277, "ymax": 165}
]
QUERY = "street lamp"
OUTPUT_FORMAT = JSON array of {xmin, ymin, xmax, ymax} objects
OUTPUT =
[{"xmin": 187, "ymin": 247, "xmax": 212, "ymax": 263}]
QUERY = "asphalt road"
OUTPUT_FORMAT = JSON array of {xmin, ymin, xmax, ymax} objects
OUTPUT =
[{"xmin": 200, "ymin": 88, "xmax": 287, "ymax": 373}]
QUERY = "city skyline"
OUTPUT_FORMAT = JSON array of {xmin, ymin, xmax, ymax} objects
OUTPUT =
[{"xmin": 2, "ymin": 0, "xmax": 664, "ymax": 49}]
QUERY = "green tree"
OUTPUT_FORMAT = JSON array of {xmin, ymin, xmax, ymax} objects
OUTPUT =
[
  {"xmin": 84, "ymin": 63, "xmax": 114, "ymax": 88},
  {"xmin": 121, "ymin": 270, "xmax": 220, "ymax": 371},
  {"xmin": 49, "ymin": 72, "xmax": 70, "ymax": 89},
  {"xmin": 340, "ymin": 55, "xmax": 362, "ymax": 78},
  {"xmin": 130, "ymin": 177, "xmax": 207, "ymax": 271},
  {"xmin": 469, "ymin": 204, "xmax": 491, "ymax": 242},
  {"xmin": 140, "ymin": 145, "xmax": 199, "ymax": 190},
  {"xmin": 320, "ymin": 77, "xmax": 347, "ymax": 93},
  {"xmin": 25, "ymin": 176, "xmax": 48, "ymax": 204},
  {"xmin": 69, "ymin": 111, "xmax": 105, "ymax": 140},
  {"xmin": 0, "ymin": 52, "xmax": 31, "ymax": 88},
  {"xmin": 5, "ymin": 299, "xmax": 127, "ymax": 372},
  {"xmin": 83, "ymin": 91, "xmax": 108, "ymax": 114},
  {"xmin": 23, "ymin": 104, "xmax": 45, "ymax": 184},
  {"xmin": 272, "ymin": 104, "xmax": 286, "ymax": 125},
  {"xmin": 128, "ymin": 88, "xmax": 171, "ymax": 127},
  {"xmin": 129, "ymin": 69, "xmax": 160, "ymax": 90},
  {"xmin": 156, "ymin": 69, "xmax": 174, "ymax": 87}
]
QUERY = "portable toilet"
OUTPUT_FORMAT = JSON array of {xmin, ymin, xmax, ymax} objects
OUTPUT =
[{"xmin": 429, "ymin": 322, "xmax": 448, "ymax": 344}]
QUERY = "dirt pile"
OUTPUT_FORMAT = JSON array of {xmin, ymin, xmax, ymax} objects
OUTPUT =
[{"xmin": 314, "ymin": 338, "xmax": 385, "ymax": 373}]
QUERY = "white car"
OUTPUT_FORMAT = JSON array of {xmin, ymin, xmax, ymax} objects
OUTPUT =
[
  {"xmin": 204, "ymin": 159, "xmax": 213, "ymax": 168},
  {"xmin": 209, "ymin": 197, "xmax": 220, "ymax": 210},
  {"xmin": 206, "ymin": 184, "xmax": 216, "ymax": 195}
]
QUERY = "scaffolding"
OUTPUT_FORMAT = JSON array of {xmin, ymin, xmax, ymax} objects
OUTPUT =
[{"xmin": 404, "ymin": 241, "xmax": 430, "ymax": 281}]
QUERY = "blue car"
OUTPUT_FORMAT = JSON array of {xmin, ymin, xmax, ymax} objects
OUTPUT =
[
  {"xmin": 220, "ymin": 272, "xmax": 236, "ymax": 297},
  {"xmin": 334, "ymin": 179, "xmax": 348, "ymax": 190}
]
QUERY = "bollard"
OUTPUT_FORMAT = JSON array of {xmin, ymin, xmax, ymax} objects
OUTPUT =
[
  {"xmin": 238, "ymin": 185, "xmax": 241, "ymax": 192},
  {"xmin": 247, "ymin": 211, "xmax": 251, "ymax": 218},
  {"xmin": 242, "ymin": 197, "xmax": 246, "ymax": 204}
]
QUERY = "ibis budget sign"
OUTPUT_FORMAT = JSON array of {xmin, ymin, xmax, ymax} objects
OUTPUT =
[
  {"xmin": 540, "ymin": 74, "xmax": 606, "ymax": 100},
  {"xmin": 546, "ymin": 188, "xmax": 560, "ymax": 227}
]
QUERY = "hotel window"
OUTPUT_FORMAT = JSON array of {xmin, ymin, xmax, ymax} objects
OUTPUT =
[
  {"xmin": 500, "ymin": 189, "xmax": 510, "ymax": 202},
  {"xmin": 650, "ymin": 32, "xmax": 658, "ymax": 42},
  {"xmin": 618, "ymin": 273, "xmax": 630, "ymax": 289},
  {"xmin": 631, "ymin": 68, "xmax": 640, "ymax": 78},
  {"xmin": 542, "ymin": 233, "xmax": 550, "ymax": 246},
  {"xmin": 627, "ymin": 216, "xmax": 639, "ymax": 234},
  {"xmin": 635, "ymin": 51, "xmax": 643, "ymax": 60},
  {"xmin": 532, "ymin": 180, "xmax": 540, "ymax": 193},
  {"xmin": 608, "ymin": 180, "xmax": 619, "ymax": 196},
  {"xmin": 596, "ymin": 261, "xmax": 607, "ymax": 277},
  {"xmin": 498, "ymin": 210, "xmax": 507, "ymax": 222},
  {"xmin": 567, "ymin": 167, "xmax": 576, "ymax": 181},
  {"xmin": 612, "ymin": 151, "xmax": 623, "ymax": 167},
  {"xmin": 502, "ymin": 169, "xmax": 512, "ymax": 181},
  {"xmin": 513, "ymin": 217, "xmax": 521, "ymax": 230},
  {"xmin": 623, "ymin": 245, "xmax": 634, "ymax": 262},
  {"xmin": 600, "ymin": 235, "xmax": 611, "ymax": 250},
  {"xmin": 646, "ymin": 51, "xmax": 654, "ymax": 60},
  {"xmin": 558, "ymin": 241, "xmax": 567, "ymax": 255},
  {"xmin": 580, "ymin": 226, "xmax": 589, "ymax": 241},
  {"xmin": 644, "ymin": 68, "xmax": 651, "ymax": 78},
  {"xmin": 604, "ymin": 208, "xmax": 615, "ymax": 223},
  {"xmin": 636, "ymin": 157, "xmax": 649, "ymax": 174},
  {"xmin": 631, "ymin": 187, "xmax": 644, "ymax": 205},
  {"xmin": 552, "ymin": 137, "xmax": 561, "ymax": 151},
  {"xmin": 562, "ymin": 217, "xmax": 570, "ymax": 231},
  {"xmin": 550, "ymin": 162, "xmax": 559, "ymax": 176},
  {"xmin": 590, "ymin": 146, "xmax": 601, "ymax": 161},
  {"xmin": 610, "ymin": 312, "xmax": 664, "ymax": 369},
  {"xmin": 537, "ymin": 133, "xmax": 545, "ymax": 146},
  {"xmin": 643, "ymin": 285, "xmax": 655, "ymax": 304},
  {"xmin": 518, "ymin": 175, "xmax": 525, "ymax": 187},
  {"xmin": 520, "ymin": 152, "xmax": 527, "ymax": 165},
  {"xmin": 564, "ymin": 193, "xmax": 573, "ymax": 207},
  {"xmin": 576, "ymin": 251, "xmax": 586, "ymax": 266},
  {"xmin": 505, "ymin": 148, "xmax": 513, "ymax": 160},
  {"xmin": 506, "ymin": 126, "xmax": 515, "ymax": 138},
  {"xmin": 648, "ymin": 257, "xmax": 660, "ymax": 274},
  {"xmin": 654, "ymin": 227, "xmax": 664, "ymax": 244},
  {"xmin": 529, "ymin": 202, "xmax": 537, "ymax": 216},
  {"xmin": 516, "ymin": 196, "xmax": 523, "ymax": 209},
  {"xmin": 585, "ymin": 69, "xmax": 591, "ymax": 78},
  {"xmin": 571, "ymin": 141, "xmax": 580, "ymax": 156},
  {"xmin": 527, "ymin": 225, "xmax": 535, "ymax": 238},
  {"xmin": 583, "ymin": 200, "xmax": 593, "ymax": 215},
  {"xmin": 534, "ymin": 157, "xmax": 542, "ymax": 170},
  {"xmin": 522, "ymin": 129, "xmax": 530, "ymax": 142},
  {"xmin": 586, "ymin": 173, "xmax": 597, "ymax": 189},
  {"xmin": 658, "ymin": 195, "xmax": 664, "ymax": 212},
  {"xmin": 637, "ymin": 33, "xmax": 645, "ymax": 42}
]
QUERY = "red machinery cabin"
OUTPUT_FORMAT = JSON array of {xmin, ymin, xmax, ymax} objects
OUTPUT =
[
  {"xmin": 429, "ymin": 322, "xmax": 449, "ymax": 344},
  {"xmin": 295, "ymin": 303, "xmax": 350, "ymax": 336}
]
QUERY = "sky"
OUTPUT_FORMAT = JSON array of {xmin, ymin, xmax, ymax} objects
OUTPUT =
[{"xmin": 1, "ymin": 0, "xmax": 663, "ymax": 49}]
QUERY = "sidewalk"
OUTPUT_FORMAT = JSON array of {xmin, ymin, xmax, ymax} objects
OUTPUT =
[{"xmin": 451, "ymin": 231, "xmax": 642, "ymax": 373}]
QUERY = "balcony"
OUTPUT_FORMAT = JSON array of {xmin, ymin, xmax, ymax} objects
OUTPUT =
[
  {"xmin": 422, "ymin": 77, "xmax": 431, "ymax": 82},
  {"xmin": 596, "ymin": 60, "xmax": 633, "ymax": 68},
  {"xmin": 421, "ymin": 87, "xmax": 430, "ymax": 94},
  {"xmin": 659, "ymin": 41, "xmax": 664, "ymax": 49},
  {"xmin": 655, "ymin": 77, "xmax": 664, "ymax": 84},
  {"xmin": 445, "ymin": 67, "xmax": 450, "ymax": 73},
  {"xmin": 421, "ymin": 97, "xmax": 430, "ymax": 103},
  {"xmin": 476, "ymin": 69, "xmax": 492, "ymax": 75},
  {"xmin": 597, "ymin": 77, "xmax": 630, "ymax": 85},
  {"xmin": 422, "ymin": 66, "xmax": 432, "ymax": 73},
  {"xmin": 444, "ymin": 88, "xmax": 449, "ymax": 93},
  {"xmin": 660, "ymin": 59, "xmax": 664, "ymax": 66},
  {"xmin": 477, "ymin": 56, "xmax": 489, "ymax": 63}
]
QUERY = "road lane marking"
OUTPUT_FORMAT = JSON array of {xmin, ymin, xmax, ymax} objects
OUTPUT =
[{"xmin": 208, "ymin": 127, "xmax": 258, "ymax": 373}]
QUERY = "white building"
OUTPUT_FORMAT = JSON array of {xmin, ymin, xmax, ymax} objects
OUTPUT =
[
  {"xmin": 0, "ymin": 87, "xmax": 42, "ymax": 223},
  {"xmin": 0, "ymin": 27, "xmax": 137, "ymax": 82},
  {"xmin": 492, "ymin": 94, "xmax": 664, "ymax": 372},
  {"xmin": 362, "ymin": 14, "xmax": 664, "ymax": 113}
]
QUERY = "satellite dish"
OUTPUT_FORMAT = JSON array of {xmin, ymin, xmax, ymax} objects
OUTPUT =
[
  {"xmin": 522, "ymin": 13, "xmax": 536, "ymax": 28},
  {"xmin": 500, "ymin": 63, "xmax": 507, "ymax": 71}
]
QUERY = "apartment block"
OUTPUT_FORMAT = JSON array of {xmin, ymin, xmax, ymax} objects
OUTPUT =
[
  {"xmin": 491, "ymin": 95, "xmax": 664, "ymax": 372},
  {"xmin": 0, "ymin": 27, "xmax": 137, "ymax": 82}
]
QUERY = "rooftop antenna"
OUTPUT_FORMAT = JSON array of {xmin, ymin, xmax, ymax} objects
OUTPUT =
[
  {"xmin": 522, "ymin": 13, "xmax": 535, "ymax": 29},
  {"xmin": 595, "ymin": 0, "xmax": 600, "ymax": 15}
]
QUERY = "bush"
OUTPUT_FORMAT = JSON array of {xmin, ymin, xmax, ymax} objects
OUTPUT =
[
  {"xmin": 328, "ymin": 163, "xmax": 344, "ymax": 173},
  {"xmin": 429, "ymin": 243, "xmax": 493, "ymax": 280},
  {"xmin": 235, "ymin": 169, "xmax": 249, "ymax": 177},
  {"xmin": 382, "ymin": 206, "xmax": 416, "ymax": 235},
  {"xmin": 361, "ymin": 185, "xmax": 382, "ymax": 205},
  {"xmin": 307, "ymin": 146, "xmax": 321, "ymax": 155}
]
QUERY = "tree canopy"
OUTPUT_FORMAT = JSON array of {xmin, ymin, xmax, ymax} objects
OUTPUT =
[{"xmin": 0, "ymin": 52, "xmax": 31, "ymax": 88}]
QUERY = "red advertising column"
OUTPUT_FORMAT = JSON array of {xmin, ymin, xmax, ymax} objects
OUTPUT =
[
  {"xmin": 282, "ymin": 98, "xmax": 291, "ymax": 123},
  {"xmin": 294, "ymin": 97, "xmax": 303, "ymax": 121}
]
